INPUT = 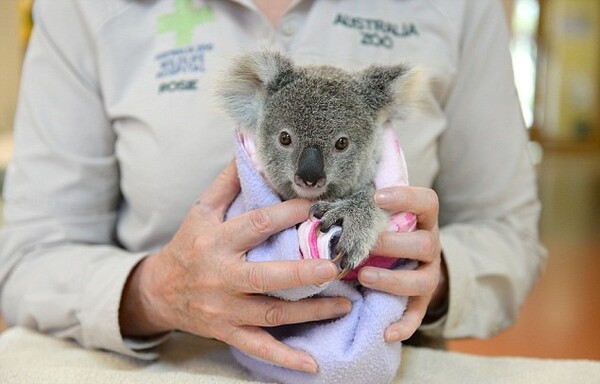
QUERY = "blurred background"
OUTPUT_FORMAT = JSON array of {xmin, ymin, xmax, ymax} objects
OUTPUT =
[{"xmin": 0, "ymin": 0, "xmax": 598, "ymax": 360}]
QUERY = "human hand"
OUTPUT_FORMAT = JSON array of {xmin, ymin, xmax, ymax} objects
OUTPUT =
[
  {"xmin": 120, "ymin": 162, "xmax": 350, "ymax": 373},
  {"xmin": 357, "ymin": 186, "xmax": 447, "ymax": 342}
]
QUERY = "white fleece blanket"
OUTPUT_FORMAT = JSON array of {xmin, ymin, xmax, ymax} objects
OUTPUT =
[{"xmin": 0, "ymin": 326, "xmax": 598, "ymax": 384}]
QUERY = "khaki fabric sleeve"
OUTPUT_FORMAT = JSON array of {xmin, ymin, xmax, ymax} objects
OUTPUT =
[
  {"xmin": 0, "ymin": 0, "xmax": 166, "ymax": 358},
  {"xmin": 423, "ymin": 0, "xmax": 547, "ymax": 338}
]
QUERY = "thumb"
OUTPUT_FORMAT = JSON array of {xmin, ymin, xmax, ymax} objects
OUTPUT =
[{"xmin": 194, "ymin": 160, "xmax": 240, "ymax": 220}]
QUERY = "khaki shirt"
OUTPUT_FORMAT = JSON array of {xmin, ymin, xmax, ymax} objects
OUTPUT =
[{"xmin": 0, "ymin": 0, "xmax": 546, "ymax": 358}]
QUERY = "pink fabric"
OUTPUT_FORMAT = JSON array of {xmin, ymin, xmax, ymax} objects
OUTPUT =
[{"xmin": 307, "ymin": 219, "xmax": 321, "ymax": 260}]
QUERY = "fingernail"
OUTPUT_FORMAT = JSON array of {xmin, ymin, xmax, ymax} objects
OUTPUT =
[
  {"xmin": 385, "ymin": 330, "xmax": 400, "ymax": 343},
  {"xmin": 333, "ymin": 300, "xmax": 352, "ymax": 316},
  {"xmin": 374, "ymin": 190, "xmax": 393, "ymax": 205},
  {"xmin": 360, "ymin": 269, "xmax": 379, "ymax": 284},
  {"xmin": 315, "ymin": 262, "xmax": 336, "ymax": 280},
  {"xmin": 301, "ymin": 357, "xmax": 319, "ymax": 373}
]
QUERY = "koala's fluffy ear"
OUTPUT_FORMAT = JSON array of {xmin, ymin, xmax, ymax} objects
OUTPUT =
[
  {"xmin": 358, "ymin": 64, "xmax": 426, "ymax": 121},
  {"xmin": 216, "ymin": 50, "xmax": 296, "ymax": 130}
]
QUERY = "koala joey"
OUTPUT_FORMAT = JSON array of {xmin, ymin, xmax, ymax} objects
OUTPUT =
[{"xmin": 217, "ymin": 50, "xmax": 423, "ymax": 278}]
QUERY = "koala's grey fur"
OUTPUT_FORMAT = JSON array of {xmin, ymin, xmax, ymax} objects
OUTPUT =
[{"xmin": 217, "ymin": 50, "xmax": 423, "ymax": 276}]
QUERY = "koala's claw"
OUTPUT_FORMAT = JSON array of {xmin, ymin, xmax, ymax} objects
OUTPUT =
[
  {"xmin": 331, "ymin": 252, "xmax": 344, "ymax": 264},
  {"xmin": 331, "ymin": 252, "xmax": 353, "ymax": 280},
  {"xmin": 315, "ymin": 216, "xmax": 335, "ymax": 233},
  {"xmin": 311, "ymin": 202, "xmax": 340, "ymax": 233},
  {"xmin": 309, "ymin": 203, "xmax": 325, "ymax": 220},
  {"xmin": 314, "ymin": 221, "xmax": 322, "ymax": 233},
  {"xmin": 336, "ymin": 265, "xmax": 352, "ymax": 280}
]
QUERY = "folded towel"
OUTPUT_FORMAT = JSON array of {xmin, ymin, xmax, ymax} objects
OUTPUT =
[{"xmin": 226, "ymin": 127, "xmax": 417, "ymax": 384}]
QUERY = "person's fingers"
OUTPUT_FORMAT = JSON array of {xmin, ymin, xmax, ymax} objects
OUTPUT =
[
  {"xmin": 384, "ymin": 295, "xmax": 429, "ymax": 342},
  {"xmin": 228, "ymin": 259, "xmax": 338, "ymax": 293},
  {"xmin": 358, "ymin": 267, "xmax": 439, "ymax": 297},
  {"xmin": 371, "ymin": 230, "xmax": 439, "ymax": 261},
  {"xmin": 223, "ymin": 199, "xmax": 312, "ymax": 252},
  {"xmin": 193, "ymin": 161, "xmax": 240, "ymax": 220},
  {"xmin": 231, "ymin": 296, "xmax": 352, "ymax": 327},
  {"xmin": 226, "ymin": 326, "xmax": 319, "ymax": 373},
  {"xmin": 374, "ymin": 186, "xmax": 439, "ymax": 229}
]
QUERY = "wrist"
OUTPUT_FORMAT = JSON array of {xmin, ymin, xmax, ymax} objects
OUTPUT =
[{"xmin": 119, "ymin": 253, "xmax": 172, "ymax": 337}]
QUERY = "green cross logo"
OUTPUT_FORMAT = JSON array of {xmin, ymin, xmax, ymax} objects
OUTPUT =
[{"xmin": 157, "ymin": 0, "xmax": 214, "ymax": 47}]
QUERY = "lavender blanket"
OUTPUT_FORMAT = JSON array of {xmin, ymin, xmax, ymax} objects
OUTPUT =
[{"xmin": 226, "ymin": 128, "xmax": 417, "ymax": 384}]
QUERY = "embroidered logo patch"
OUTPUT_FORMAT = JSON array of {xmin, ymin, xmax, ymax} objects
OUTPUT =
[
  {"xmin": 333, "ymin": 14, "xmax": 418, "ymax": 49},
  {"xmin": 157, "ymin": 0, "xmax": 214, "ymax": 47},
  {"xmin": 155, "ymin": 1, "xmax": 215, "ymax": 93}
]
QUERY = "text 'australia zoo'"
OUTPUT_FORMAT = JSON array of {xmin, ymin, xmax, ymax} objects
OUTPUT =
[{"xmin": 333, "ymin": 14, "xmax": 418, "ymax": 48}]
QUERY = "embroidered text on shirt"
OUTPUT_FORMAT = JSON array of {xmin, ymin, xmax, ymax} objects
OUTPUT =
[
  {"xmin": 155, "ymin": 43, "xmax": 214, "ymax": 78},
  {"xmin": 333, "ymin": 13, "xmax": 418, "ymax": 49},
  {"xmin": 155, "ymin": 43, "xmax": 213, "ymax": 93}
]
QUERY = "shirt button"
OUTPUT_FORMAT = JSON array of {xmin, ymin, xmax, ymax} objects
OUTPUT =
[{"xmin": 280, "ymin": 20, "xmax": 296, "ymax": 36}]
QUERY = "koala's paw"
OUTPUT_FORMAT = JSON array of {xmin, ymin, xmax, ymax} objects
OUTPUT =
[{"xmin": 309, "ymin": 201, "xmax": 377, "ymax": 279}]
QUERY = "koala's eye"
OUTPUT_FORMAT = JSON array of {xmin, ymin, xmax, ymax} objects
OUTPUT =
[
  {"xmin": 335, "ymin": 137, "xmax": 349, "ymax": 151},
  {"xmin": 279, "ymin": 131, "xmax": 292, "ymax": 146}
]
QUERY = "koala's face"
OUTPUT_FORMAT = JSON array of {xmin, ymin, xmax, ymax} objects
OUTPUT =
[
  {"xmin": 257, "ymin": 70, "xmax": 379, "ymax": 200},
  {"xmin": 217, "ymin": 50, "xmax": 421, "ymax": 201}
]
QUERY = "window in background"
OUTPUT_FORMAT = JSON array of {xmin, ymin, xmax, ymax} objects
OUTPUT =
[
  {"xmin": 510, "ymin": 0, "xmax": 540, "ymax": 129},
  {"xmin": 535, "ymin": 0, "xmax": 600, "ymax": 146},
  {"xmin": 19, "ymin": 0, "xmax": 33, "ymax": 51}
]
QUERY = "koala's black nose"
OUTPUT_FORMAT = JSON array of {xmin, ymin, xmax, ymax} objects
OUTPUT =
[{"xmin": 295, "ymin": 146, "xmax": 326, "ymax": 188}]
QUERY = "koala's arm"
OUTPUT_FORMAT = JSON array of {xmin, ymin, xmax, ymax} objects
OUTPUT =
[{"xmin": 311, "ymin": 183, "xmax": 388, "ymax": 274}]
